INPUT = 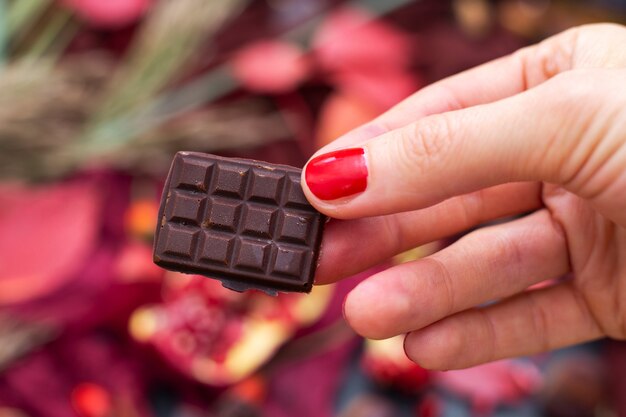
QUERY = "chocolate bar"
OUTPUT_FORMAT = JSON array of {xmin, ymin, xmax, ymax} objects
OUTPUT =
[{"xmin": 153, "ymin": 152, "xmax": 326, "ymax": 295}]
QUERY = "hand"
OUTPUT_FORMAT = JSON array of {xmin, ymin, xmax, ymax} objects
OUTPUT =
[{"xmin": 301, "ymin": 23, "xmax": 626, "ymax": 370}]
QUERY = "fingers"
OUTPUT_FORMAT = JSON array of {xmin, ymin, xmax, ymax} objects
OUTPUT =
[
  {"xmin": 404, "ymin": 282, "xmax": 603, "ymax": 370},
  {"xmin": 315, "ymin": 182, "xmax": 542, "ymax": 284},
  {"xmin": 343, "ymin": 209, "xmax": 569, "ymax": 340},
  {"xmin": 312, "ymin": 26, "xmax": 581, "ymax": 155},
  {"xmin": 304, "ymin": 70, "xmax": 599, "ymax": 218}
]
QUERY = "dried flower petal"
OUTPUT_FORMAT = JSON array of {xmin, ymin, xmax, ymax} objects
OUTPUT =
[
  {"xmin": 0, "ymin": 183, "xmax": 100, "ymax": 304},
  {"xmin": 313, "ymin": 7, "xmax": 412, "ymax": 74},
  {"xmin": 435, "ymin": 360, "xmax": 542, "ymax": 414},
  {"xmin": 231, "ymin": 40, "xmax": 311, "ymax": 93},
  {"xmin": 63, "ymin": 0, "xmax": 151, "ymax": 28}
]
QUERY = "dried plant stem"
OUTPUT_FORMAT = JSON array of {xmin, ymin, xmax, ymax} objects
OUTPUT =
[
  {"xmin": 139, "ymin": 0, "xmax": 415, "ymax": 135},
  {"xmin": 82, "ymin": 0, "xmax": 249, "ymax": 152},
  {"xmin": 0, "ymin": 0, "xmax": 7, "ymax": 65},
  {"xmin": 23, "ymin": 7, "xmax": 74, "ymax": 61},
  {"xmin": 5, "ymin": 0, "xmax": 52, "ymax": 39}
]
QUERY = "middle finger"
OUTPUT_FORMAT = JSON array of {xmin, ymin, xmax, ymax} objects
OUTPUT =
[
  {"xmin": 343, "ymin": 209, "xmax": 570, "ymax": 339},
  {"xmin": 315, "ymin": 182, "xmax": 542, "ymax": 284}
]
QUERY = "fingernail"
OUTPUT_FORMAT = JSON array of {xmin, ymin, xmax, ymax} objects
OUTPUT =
[{"xmin": 305, "ymin": 148, "xmax": 368, "ymax": 200}]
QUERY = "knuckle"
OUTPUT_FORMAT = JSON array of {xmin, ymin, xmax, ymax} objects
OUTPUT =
[
  {"xmin": 406, "ymin": 323, "xmax": 465, "ymax": 370},
  {"xmin": 518, "ymin": 25, "xmax": 580, "ymax": 85},
  {"xmin": 544, "ymin": 70, "xmax": 626, "ymax": 189},
  {"xmin": 436, "ymin": 327, "xmax": 466, "ymax": 368},
  {"xmin": 530, "ymin": 71, "xmax": 604, "ymax": 183},
  {"xmin": 476, "ymin": 309, "xmax": 498, "ymax": 364},
  {"xmin": 458, "ymin": 189, "xmax": 487, "ymax": 227},
  {"xmin": 493, "ymin": 231, "xmax": 525, "ymax": 277},
  {"xmin": 381, "ymin": 214, "xmax": 407, "ymax": 255},
  {"xmin": 422, "ymin": 257, "xmax": 456, "ymax": 317},
  {"xmin": 396, "ymin": 114, "xmax": 455, "ymax": 175},
  {"xmin": 527, "ymin": 291, "xmax": 552, "ymax": 352},
  {"xmin": 533, "ymin": 38, "xmax": 576, "ymax": 80}
]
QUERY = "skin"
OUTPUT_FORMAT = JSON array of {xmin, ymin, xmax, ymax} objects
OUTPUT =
[{"xmin": 301, "ymin": 23, "xmax": 626, "ymax": 370}]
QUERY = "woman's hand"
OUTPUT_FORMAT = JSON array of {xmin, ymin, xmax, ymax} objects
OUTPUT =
[{"xmin": 301, "ymin": 23, "xmax": 626, "ymax": 370}]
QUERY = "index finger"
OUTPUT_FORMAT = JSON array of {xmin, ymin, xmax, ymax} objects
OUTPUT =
[{"xmin": 316, "ymin": 25, "xmax": 581, "ymax": 153}]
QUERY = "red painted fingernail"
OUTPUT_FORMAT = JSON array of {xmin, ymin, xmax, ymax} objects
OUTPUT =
[{"xmin": 305, "ymin": 148, "xmax": 368, "ymax": 200}]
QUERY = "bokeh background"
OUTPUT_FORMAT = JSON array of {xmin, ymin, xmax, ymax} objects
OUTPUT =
[{"xmin": 1, "ymin": 0, "xmax": 625, "ymax": 416}]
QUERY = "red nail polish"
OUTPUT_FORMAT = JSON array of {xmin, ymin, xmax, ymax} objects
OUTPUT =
[{"xmin": 305, "ymin": 148, "xmax": 368, "ymax": 200}]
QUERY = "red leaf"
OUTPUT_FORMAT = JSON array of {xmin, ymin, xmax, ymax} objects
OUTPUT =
[
  {"xmin": 0, "ymin": 183, "xmax": 100, "ymax": 304},
  {"xmin": 231, "ymin": 40, "xmax": 311, "ymax": 94}
]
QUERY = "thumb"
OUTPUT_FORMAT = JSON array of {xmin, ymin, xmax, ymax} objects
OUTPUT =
[{"xmin": 302, "ymin": 70, "xmax": 607, "ymax": 218}]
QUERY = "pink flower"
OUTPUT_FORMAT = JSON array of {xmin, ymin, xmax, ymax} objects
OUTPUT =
[
  {"xmin": 313, "ymin": 7, "xmax": 421, "ymax": 110},
  {"xmin": 231, "ymin": 40, "xmax": 311, "ymax": 94},
  {"xmin": 313, "ymin": 7, "xmax": 413, "ymax": 75},
  {"xmin": 63, "ymin": 0, "xmax": 151, "ymax": 28}
]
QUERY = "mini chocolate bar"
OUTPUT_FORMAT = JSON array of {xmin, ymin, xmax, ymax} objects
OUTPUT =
[{"xmin": 153, "ymin": 152, "xmax": 326, "ymax": 295}]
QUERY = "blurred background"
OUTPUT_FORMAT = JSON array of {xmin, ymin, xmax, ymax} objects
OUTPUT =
[{"xmin": 0, "ymin": 0, "xmax": 625, "ymax": 416}]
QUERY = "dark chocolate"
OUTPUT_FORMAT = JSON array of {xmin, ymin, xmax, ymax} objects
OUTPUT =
[{"xmin": 153, "ymin": 152, "xmax": 326, "ymax": 295}]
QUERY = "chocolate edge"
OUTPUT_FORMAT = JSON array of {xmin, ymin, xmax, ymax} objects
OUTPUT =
[{"xmin": 153, "ymin": 152, "xmax": 181, "ymax": 264}]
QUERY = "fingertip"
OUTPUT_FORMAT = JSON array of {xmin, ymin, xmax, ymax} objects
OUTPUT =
[
  {"xmin": 343, "ymin": 279, "xmax": 392, "ymax": 340},
  {"xmin": 404, "ymin": 323, "xmax": 466, "ymax": 371}
]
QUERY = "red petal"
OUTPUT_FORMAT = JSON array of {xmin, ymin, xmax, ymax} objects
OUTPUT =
[
  {"xmin": 231, "ymin": 40, "xmax": 311, "ymax": 93},
  {"xmin": 0, "ymin": 183, "xmax": 100, "ymax": 304},
  {"xmin": 314, "ymin": 7, "xmax": 412, "ymax": 74},
  {"xmin": 63, "ymin": 0, "xmax": 151, "ymax": 28}
]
